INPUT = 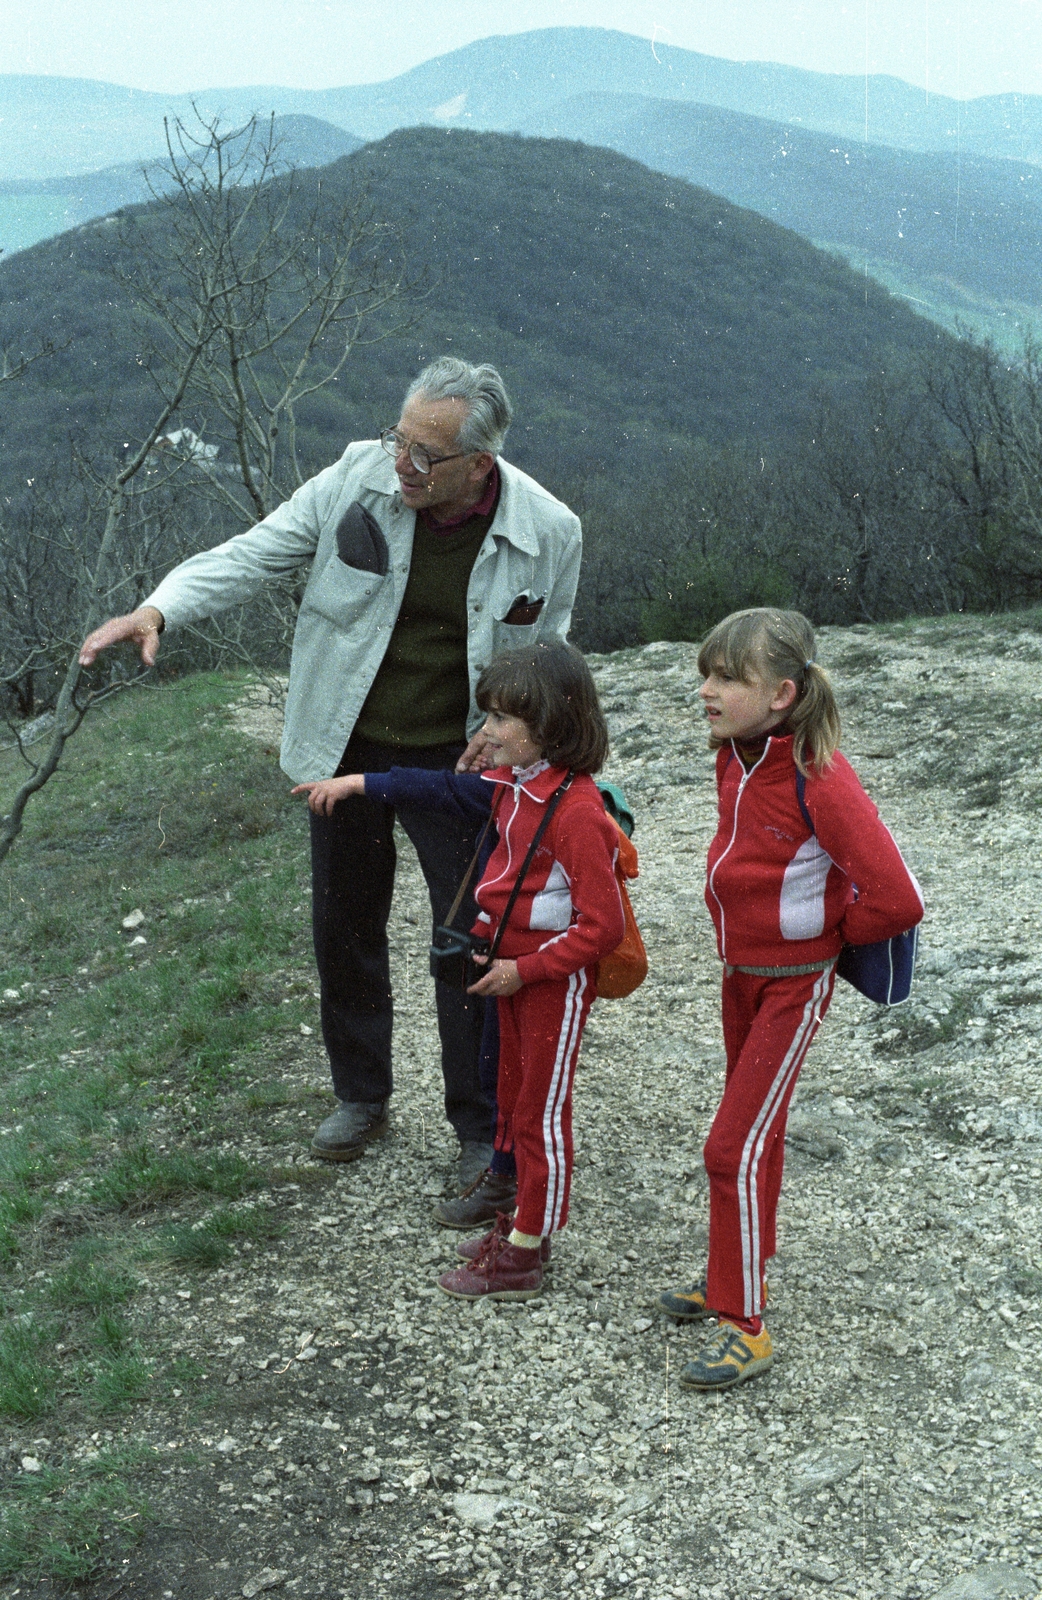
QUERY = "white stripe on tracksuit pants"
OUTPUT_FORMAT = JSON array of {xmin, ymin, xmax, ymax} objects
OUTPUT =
[
  {"xmin": 495, "ymin": 967, "xmax": 594, "ymax": 1239},
  {"xmin": 705, "ymin": 964, "xmax": 837, "ymax": 1321}
]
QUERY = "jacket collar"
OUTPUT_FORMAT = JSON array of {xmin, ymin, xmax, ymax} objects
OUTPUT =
[
  {"xmin": 360, "ymin": 442, "xmax": 540, "ymax": 555},
  {"xmin": 728, "ymin": 730, "xmax": 795, "ymax": 776},
  {"xmin": 481, "ymin": 762, "xmax": 570, "ymax": 801}
]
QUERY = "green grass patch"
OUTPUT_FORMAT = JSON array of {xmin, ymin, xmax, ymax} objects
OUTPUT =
[
  {"xmin": 157, "ymin": 1201, "xmax": 285, "ymax": 1268},
  {"xmin": 79, "ymin": 1351, "xmax": 153, "ymax": 1414},
  {"xmin": 0, "ymin": 1318, "xmax": 61, "ymax": 1419},
  {"xmin": 0, "ymin": 1192, "xmax": 44, "ymax": 1268},
  {"xmin": 91, "ymin": 1310, "xmax": 131, "ymax": 1351},
  {"xmin": 0, "ymin": 673, "xmax": 325, "ymax": 1575},
  {"xmin": 49, "ymin": 1253, "xmax": 138, "ymax": 1312},
  {"xmin": 0, "ymin": 1449, "xmax": 150, "ymax": 1580},
  {"xmin": 89, "ymin": 1145, "xmax": 264, "ymax": 1210},
  {"xmin": 871, "ymin": 992, "xmax": 976, "ymax": 1056},
  {"xmin": 244, "ymin": 1079, "xmax": 307, "ymax": 1110}
]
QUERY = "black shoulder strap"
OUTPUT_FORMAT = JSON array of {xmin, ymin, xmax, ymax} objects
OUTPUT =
[
  {"xmin": 487, "ymin": 774, "xmax": 574, "ymax": 962},
  {"xmin": 794, "ymin": 770, "xmax": 814, "ymax": 835},
  {"xmin": 442, "ymin": 789, "xmax": 504, "ymax": 931}
]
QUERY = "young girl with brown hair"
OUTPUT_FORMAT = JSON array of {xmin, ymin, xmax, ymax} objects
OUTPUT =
[{"xmin": 296, "ymin": 639, "xmax": 626, "ymax": 1300}]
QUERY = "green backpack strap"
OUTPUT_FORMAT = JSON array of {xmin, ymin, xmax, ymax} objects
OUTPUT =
[{"xmin": 596, "ymin": 782, "xmax": 635, "ymax": 839}]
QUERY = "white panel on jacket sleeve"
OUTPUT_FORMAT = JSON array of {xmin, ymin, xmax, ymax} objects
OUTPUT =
[
  {"xmin": 779, "ymin": 837, "xmax": 833, "ymax": 940},
  {"xmin": 529, "ymin": 861, "xmax": 573, "ymax": 931}
]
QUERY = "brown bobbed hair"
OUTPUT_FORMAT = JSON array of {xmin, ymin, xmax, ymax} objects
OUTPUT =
[
  {"xmin": 696, "ymin": 607, "xmax": 841, "ymax": 775},
  {"xmin": 476, "ymin": 639, "xmax": 609, "ymax": 775}
]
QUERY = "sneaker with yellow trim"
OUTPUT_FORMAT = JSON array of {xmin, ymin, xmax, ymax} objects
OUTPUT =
[
  {"xmin": 678, "ymin": 1320, "xmax": 774, "ymax": 1391},
  {"xmin": 657, "ymin": 1277, "xmax": 767, "ymax": 1323}
]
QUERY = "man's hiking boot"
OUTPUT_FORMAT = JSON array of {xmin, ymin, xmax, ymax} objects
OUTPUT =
[
  {"xmin": 457, "ymin": 1140, "xmax": 495, "ymax": 1191},
  {"xmin": 456, "ymin": 1212, "xmax": 552, "ymax": 1264},
  {"xmin": 438, "ymin": 1233, "xmax": 543, "ymax": 1301},
  {"xmin": 435, "ymin": 1167, "xmax": 517, "ymax": 1229},
  {"xmin": 310, "ymin": 1100, "xmax": 388, "ymax": 1162},
  {"xmin": 678, "ymin": 1320, "xmax": 774, "ymax": 1392},
  {"xmin": 657, "ymin": 1277, "xmax": 767, "ymax": 1323}
]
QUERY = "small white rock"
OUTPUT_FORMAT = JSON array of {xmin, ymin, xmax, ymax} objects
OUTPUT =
[
  {"xmin": 20, "ymin": 1456, "xmax": 42, "ymax": 1473},
  {"xmin": 215, "ymin": 1435, "xmax": 238, "ymax": 1453},
  {"xmin": 791, "ymin": 1445, "xmax": 862, "ymax": 1493},
  {"xmin": 299, "ymin": 1023, "xmax": 313, "ymax": 1035},
  {"xmin": 241, "ymin": 1569, "xmax": 288, "ymax": 1598},
  {"xmin": 121, "ymin": 908, "xmax": 145, "ymax": 929},
  {"xmin": 451, "ymin": 1491, "xmax": 503, "ymax": 1530},
  {"xmin": 931, "ymin": 1563, "xmax": 1036, "ymax": 1600}
]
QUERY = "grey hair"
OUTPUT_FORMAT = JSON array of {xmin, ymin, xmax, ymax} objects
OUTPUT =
[{"xmin": 404, "ymin": 357, "xmax": 513, "ymax": 456}]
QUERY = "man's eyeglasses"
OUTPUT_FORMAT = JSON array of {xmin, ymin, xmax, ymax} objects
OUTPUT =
[{"xmin": 380, "ymin": 427, "xmax": 470, "ymax": 477}]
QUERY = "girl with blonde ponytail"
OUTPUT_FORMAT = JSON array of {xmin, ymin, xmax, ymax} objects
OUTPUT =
[{"xmin": 657, "ymin": 609, "xmax": 923, "ymax": 1392}]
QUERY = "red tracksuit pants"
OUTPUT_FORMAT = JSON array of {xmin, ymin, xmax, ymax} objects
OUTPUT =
[
  {"xmin": 495, "ymin": 968, "xmax": 595, "ymax": 1238},
  {"xmin": 704, "ymin": 963, "xmax": 836, "ymax": 1321}
]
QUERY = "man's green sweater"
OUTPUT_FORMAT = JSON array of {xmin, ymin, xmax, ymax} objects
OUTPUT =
[{"xmin": 354, "ymin": 495, "xmax": 497, "ymax": 747}]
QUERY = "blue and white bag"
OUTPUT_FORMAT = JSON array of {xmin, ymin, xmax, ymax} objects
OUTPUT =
[{"xmin": 795, "ymin": 773, "xmax": 918, "ymax": 1007}]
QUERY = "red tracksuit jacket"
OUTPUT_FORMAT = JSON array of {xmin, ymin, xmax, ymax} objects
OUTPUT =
[
  {"xmin": 706, "ymin": 734, "xmax": 923, "ymax": 967},
  {"xmin": 472, "ymin": 763, "xmax": 625, "ymax": 985}
]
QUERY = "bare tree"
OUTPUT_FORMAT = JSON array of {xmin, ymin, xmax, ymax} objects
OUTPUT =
[
  {"xmin": 0, "ymin": 330, "xmax": 214, "ymax": 862},
  {"xmin": 1, "ymin": 113, "xmax": 408, "ymax": 864},
  {"xmin": 127, "ymin": 110, "xmax": 409, "ymax": 521}
]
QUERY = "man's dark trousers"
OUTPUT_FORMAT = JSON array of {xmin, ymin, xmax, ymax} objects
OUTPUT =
[{"xmin": 309, "ymin": 734, "xmax": 490, "ymax": 1142}]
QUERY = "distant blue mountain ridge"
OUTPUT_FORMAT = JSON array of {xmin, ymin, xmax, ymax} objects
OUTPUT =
[
  {"xmin": 3, "ymin": 26, "xmax": 1042, "ymax": 183},
  {"xmin": 0, "ymin": 115, "xmax": 361, "ymax": 253},
  {"xmin": 0, "ymin": 114, "xmax": 358, "ymax": 233}
]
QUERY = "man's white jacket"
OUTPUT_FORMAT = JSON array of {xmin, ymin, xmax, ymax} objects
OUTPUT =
[{"xmin": 145, "ymin": 441, "xmax": 582, "ymax": 781}]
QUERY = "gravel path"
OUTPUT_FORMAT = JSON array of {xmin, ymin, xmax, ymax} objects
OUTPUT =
[{"xmin": 10, "ymin": 617, "xmax": 1042, "ymax": 1600}]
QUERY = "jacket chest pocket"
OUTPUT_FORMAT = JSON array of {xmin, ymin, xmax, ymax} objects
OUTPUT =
[
  {"xmin": 302, "ymin": 556, "xmax": 387, "ymax": 628},
  {"xmin": 492, "ymin": 592, "xmax": 546, "ymax": 648}
]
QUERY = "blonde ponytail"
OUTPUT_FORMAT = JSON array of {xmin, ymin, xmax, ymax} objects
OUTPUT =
[{"xmin": 789, "ymin": 659, "xmax": 841, "ymax": 775}]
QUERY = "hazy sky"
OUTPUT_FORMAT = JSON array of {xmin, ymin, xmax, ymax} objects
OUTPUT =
[{"xmin": 4, "ymin": 0, "xmax": 1041, "ymax": 101}]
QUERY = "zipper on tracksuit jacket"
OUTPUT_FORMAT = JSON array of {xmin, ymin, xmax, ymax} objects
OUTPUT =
[{"xmin": 707, "ymin": 740, "xmax": 771, "ymax": 963}]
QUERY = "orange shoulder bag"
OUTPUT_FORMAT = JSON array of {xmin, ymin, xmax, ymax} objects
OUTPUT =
[{"xmin": 595, "ymin": 823, "xmax": 648, "ymax": 999}]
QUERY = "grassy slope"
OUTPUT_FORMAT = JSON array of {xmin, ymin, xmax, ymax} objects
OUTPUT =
[
  {"xmin": 807, "ymin": 244, "xmax": 1042, "ymax": 356},
  {"xmin": 0, "ymin": 673, "xmax": 332, "ymax": 1580}
]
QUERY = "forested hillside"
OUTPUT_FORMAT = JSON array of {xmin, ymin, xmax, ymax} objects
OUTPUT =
[
  {"xmin": 5, "ymin": 32, "xmax": 1038, "ymax": 348},
  {"xmin": 0, "ymin": 125, "xmax": 951, "ymax": 494},
  {"xmin": 3, "ymin": 122, "xmax": 1040, "ymax": 710}
]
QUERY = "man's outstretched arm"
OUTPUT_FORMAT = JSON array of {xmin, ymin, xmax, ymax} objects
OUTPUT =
[{"xmin": 79, "ymin": 605, "xmax": 165, "ymax": 667}]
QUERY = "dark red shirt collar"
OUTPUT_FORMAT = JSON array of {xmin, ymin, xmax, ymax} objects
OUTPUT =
[{"xmin": 419, "ymin": 462, "xmax": 500, "ymax": 533}]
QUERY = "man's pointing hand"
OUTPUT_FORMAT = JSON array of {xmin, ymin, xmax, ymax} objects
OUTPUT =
[{"xmin": 79, "ymin": 606, "xmax": 165, "ymax": 668}]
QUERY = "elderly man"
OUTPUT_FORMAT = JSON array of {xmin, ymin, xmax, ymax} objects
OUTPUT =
[{"xmin": 80, "ymin": 358, "xmax": 582, "ymax": 1192}]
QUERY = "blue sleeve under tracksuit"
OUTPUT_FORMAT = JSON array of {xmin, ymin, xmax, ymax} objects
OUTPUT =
[{"xmin": 364, "ymin": 768, "xmax": 492, "ymax": 827}]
